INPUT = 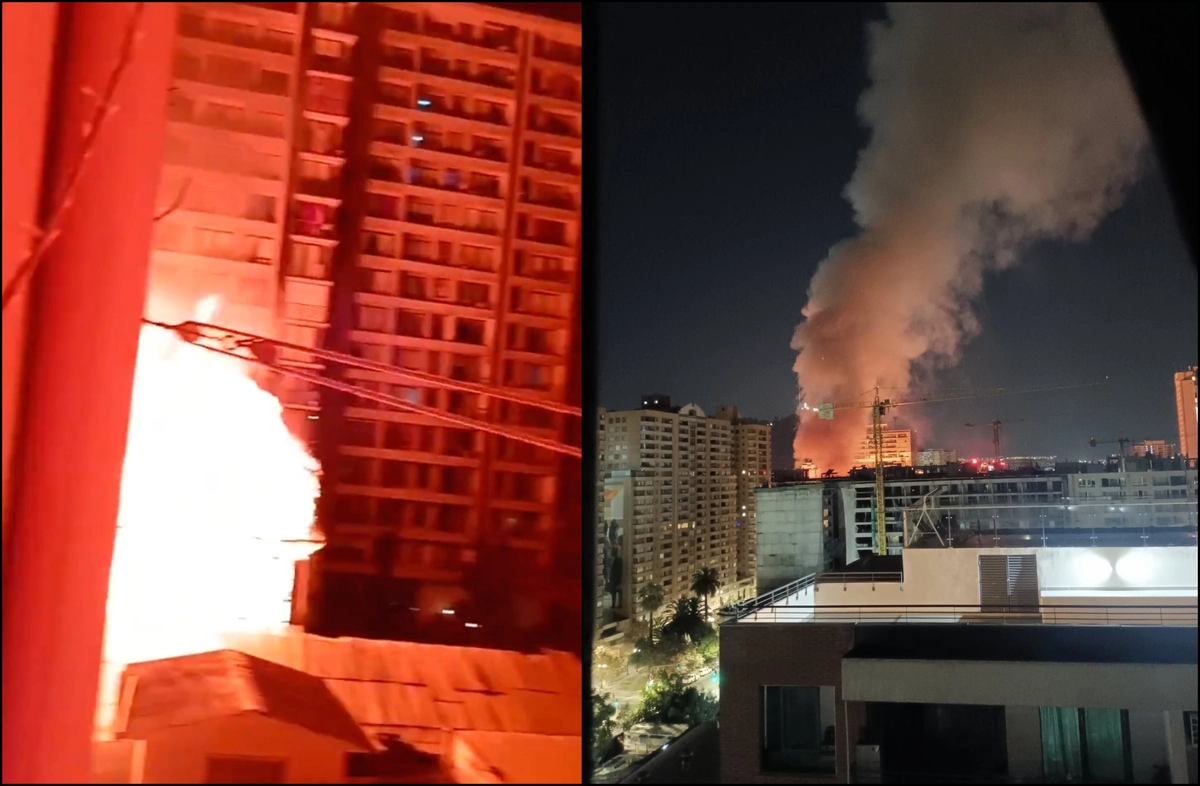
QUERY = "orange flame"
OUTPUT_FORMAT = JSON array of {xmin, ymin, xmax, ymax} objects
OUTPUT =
[{"xmin": 96, "ymin": 296, "xmax": 320, "ymax": 732}]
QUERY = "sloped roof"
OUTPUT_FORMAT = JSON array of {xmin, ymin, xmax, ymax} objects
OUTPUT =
[
  {"xmin": 118, "ymin": 649, "xmax": 372, "ymax": 750},
  {"xmin": 453, "ymin": 731, "xmax": 583, "ymax": 784},
  {"xmin": 219, "ymin": 630, "xmax": 582, "ymax": 755}
]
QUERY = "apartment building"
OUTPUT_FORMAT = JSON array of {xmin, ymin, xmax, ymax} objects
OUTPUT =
[
  {"xmin": 147, "ymin": 2, "xmax": 581, "ymax": 644},
  {"xmin": 1177, "ymin": 367, "xmax": 1198, "ymax": 461},
  {"xmin": 1128, "ymin": 440, "xmax": 1176, "ymax": 459},
  {"xmin": 600, "ymin": 397, "xmax": 738, "ymax": 618},
  {"xmin": 756, "ymin": 483, "xmax": 843, "ymax": 594},
  {"xmin": 717, "ymin": 406, "xmax": 771, "ymax": 593},
  {"xmin": 851, "ymin": 424, "xmax": 914, "ymax": 468},
  {"xmin": 722, "ymin": 544, "xmax": 1198, "ymax": 783},
  {"xmin": 916, "ymin": 448, "xmax": 957, "ymax": 466}
]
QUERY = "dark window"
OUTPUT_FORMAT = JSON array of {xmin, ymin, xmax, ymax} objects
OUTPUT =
[
  {"xmin": 205, "ymin": 756, "xmax": 285, "ymax": 783},
  {"xmin": 762, "ymin": 685, "xmax": 836, "ymax": 773}
]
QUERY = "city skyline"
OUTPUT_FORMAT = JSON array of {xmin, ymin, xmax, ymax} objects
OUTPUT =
[{"xmin": 598, "ymin": 2, "xmax": 1198, "ymax": 465}]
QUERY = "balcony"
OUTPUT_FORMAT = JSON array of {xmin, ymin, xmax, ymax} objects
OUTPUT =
[
  {"xmin": 173, "ymin": 57, "xmax": 289, "ymax": 97},
  {"xmin": 527, "ymin": 116, "xmax": 580, "ymax": 139},
  {"xmin": 154, "ymin": 233, "xmax": 273, "ymax": 265},
  {"xmin": 377, "ymin": 85, "xmax": 414, "ymax": 110},
  {"xmin": 381, "ymin": 48, "xmax": 416, "ymax": 72},
  {"xmin": 521, "ymin": 192, "xmax": 576, "ymax": 212},
  {"xmin": 516, "ymin": 230, "xmax": 570, "ymax": 249},
  {"xmin": 421, "ymin": 18, "xmax": 517, "ymax": 54},
  {"xmin": 309, "ymin": 53, "xmax": 352, "ymax": 76},
  {"xmin": 368, "ymin": 160, "xmax": 405, "ymax": 184},
  {"xmin": 294, "ymin": 177, "xmax": 342, "ymax": 199},
  {"xmin": 533, "ymin": 39, "xmax": 581, "ymax": 67},
  {"xmin": 167, "ymin": 101, "xmax": 284, "ymax": 139},
  {"xmin": 412, "ymin": 136, "xmax": 507, "ymax": 166},
  {"xmin": 290, "ymin": 218, "xmax": 337, "ymax": 241},
  {"xmin": 531, "ymin": 84, "xmax": 581, "ymax": 104},
  {"xmin": 420, "ymin": 57, "xmax": 516, "ymax": 91},
  {"xmin": 416, "ymin": 96, "xmax": 509, "ymax": 128},
  {"xmin": 177, "ymin": 11, "xmax": 294, "ymax": 55},
  {"xmin": 524, "ymin": 157, "xmax": 580, "ymax": 177},
  {"xmin": 286, "ymin": 255, "xmax": 331, "ymax": 281},
  {"xmin": 514, "ymin": 260, "xmax": 572, "ymax": 285},
  {"xmin": 162, "ymin": 142, "xmax": 282, "ymax": 181},
  {"xmin": 312, "ymin": 2, "xmax": 354, "ymax": 32}
]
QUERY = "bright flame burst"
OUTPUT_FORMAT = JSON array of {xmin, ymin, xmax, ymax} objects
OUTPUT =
[{"xmin": 102, "ymin": 296, "xmax": 321, "ymax": 667}]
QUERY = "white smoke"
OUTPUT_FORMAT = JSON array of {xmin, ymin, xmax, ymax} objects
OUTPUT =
[{"xmin": 793, "ymin": 2, "xmax": 1148, "ymax": 472}]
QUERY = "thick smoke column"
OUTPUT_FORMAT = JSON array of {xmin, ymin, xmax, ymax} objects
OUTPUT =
[{"xmin": 792, "ymin": 3, "xmax": 1147, "ymax": 472}]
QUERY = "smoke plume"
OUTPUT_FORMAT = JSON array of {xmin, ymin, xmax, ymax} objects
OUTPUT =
[{"xmin": 793, "ymin": 3, "xmax": 1148, "ymax": 472}]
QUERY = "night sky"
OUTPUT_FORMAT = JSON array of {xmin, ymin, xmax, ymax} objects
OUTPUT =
[{"xmin": 596, "ymin": 2, "xmax": 1198, "ymax": 461}]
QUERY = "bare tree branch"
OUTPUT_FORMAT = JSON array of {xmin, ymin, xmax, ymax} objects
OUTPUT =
[{"xmin": 2, "ymin": 2, "xmax": 147, "ymax": 313}]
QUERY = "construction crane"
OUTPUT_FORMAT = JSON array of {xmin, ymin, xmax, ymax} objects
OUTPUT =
[
  {"xmin": 1088, "ymin": 436, "xmax": 1135, "ymax": 456},
  {"xmin": 965, "ymin": 417, "xmax": 1028, "ymax": 461},
  {"xmin": 1088, "ymin": 436, "xmax": 1142, "ymax": 473},
  {"xmin": 144, "ymin": 317, "xmax": 583, "ymax": 458},
  {"xmin": 810, "ymin": 381, "xmax": 1102, "ymax": 556}
]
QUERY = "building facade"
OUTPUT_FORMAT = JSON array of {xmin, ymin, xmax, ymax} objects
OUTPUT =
[
  {"xmin": 916, "ymin": 448, "xmax": 957, "ymax": 466},
  {"xmin": 147, "ymin": 1, "xmax": 581, "ymax": 645},
  {"xmin": 755, "ymin": 483, "xmax": 843, "ymax": 594},
  {"xmin": 851, "ymin": 424, "xmax": 914, "ymax": 468},
  {"xmin": 599, "ymin": 398, "xmax": 739, "ymax": 619},
  {"xmin": 1176, "ymin": 367, "xmax": 1198, "ymax": 461},
  {"xmin": 717, "ymin": 406, "xmax": 771, "ymax": 592},
  {"xmin": 722, "ymin": 544, "xmax": 1199, "ymax": 784},
  {"xmin": 1128, "ymin": 440, "xmax": 1176, "ymax": 459}
]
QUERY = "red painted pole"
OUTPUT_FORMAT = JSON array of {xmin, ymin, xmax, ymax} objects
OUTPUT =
[{"xmin": 1, "ymin": 3, "xmax": 176, "ymax": 782}]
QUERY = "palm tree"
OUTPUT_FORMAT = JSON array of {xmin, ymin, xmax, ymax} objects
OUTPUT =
[
  {"xmin": 637, "ymin": 582, "xmax": 665, "ymax": 643},
  {"xmin": 662, "ymin": 596, "xmax": 705, "ymax": 643},
  {"xmin": 690, "ymin": 567, "xmax": 721, "ymax": 620}
]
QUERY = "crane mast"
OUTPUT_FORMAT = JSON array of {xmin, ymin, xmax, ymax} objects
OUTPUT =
[
  {"xmin": 812, "ymin": 380, "xmax": 1104, "ymax": 558},
  {"xmin": 872, "ymin": 390, "xmax": 887, "ymax": 556}
]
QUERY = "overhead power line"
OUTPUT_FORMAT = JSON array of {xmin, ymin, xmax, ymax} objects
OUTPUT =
[{"xmin": 144, "ymin": 318, "xmax": 582, "ymax": 459}]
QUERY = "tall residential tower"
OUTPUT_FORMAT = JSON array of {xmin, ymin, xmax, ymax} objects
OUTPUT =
[{"xmin": 147, "ymin": 1, "xmax": 581, "ymax": 646}]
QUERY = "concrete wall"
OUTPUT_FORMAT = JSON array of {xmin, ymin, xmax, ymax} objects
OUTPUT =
[
  {"xmin": 802, "ymin": 546, "xmax": 1199, "ymax": 611},
  {"xmin": 720, "ymin": 623, "xmax": 861, "ymax": 784},
  {"xmin": 842, "ymin": 659, "xmax": 1198, "ymax": 712},
  {"xmin": 136, "ymin": 714, "xmax": 362, "ymax": 784},
  {"xmin": 1004, "ymin": 706, "xmax": 1042, "ymax": 780},
  {"xmin": 756, "ymin": 486, "xmax": 826, "ymax": 594},
  {"xmin": 1128, "ymin": 710, "xmax": 1171, "ymax": 784}
]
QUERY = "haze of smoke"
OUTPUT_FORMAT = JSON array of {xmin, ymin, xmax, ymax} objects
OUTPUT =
[{"xmin": 792, "ymin": 2, "xmax": 1148, "ymax": 473}]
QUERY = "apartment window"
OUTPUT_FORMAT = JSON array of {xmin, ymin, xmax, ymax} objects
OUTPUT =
[
  {"xmin": 395, "ymin": 309, "xmax": 424, "ymax": 337},
  {"xmin": 762, "ymin": 686, "xmax": 836, "ymax": 773},
  {"xmin": 313, "ymin": 36, "xmax": 346, "ymax": 59},
  {"xmin": 363, "ymin": 231, "xmax": 395, "ymax": 257},
  {"xmin": 355, "ymin": 305, "xmax": 388, "ymax": 332},
  {"xmin": 1040, "ymin": 708, "xmax": 1132, "ymax": 782},
  {"xmin": 332, "ymin": 494, "xmax": 370, "ymax": 524},
  {"xmin": 458, "ymin": 282, "xmax": 488, "ymax": 307},
  {"xmin": 401, "ymin": 273, "xmax": 426, "ymax": 299}
]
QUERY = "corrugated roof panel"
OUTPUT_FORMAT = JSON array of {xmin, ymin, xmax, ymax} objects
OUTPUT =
[
  {"xmin": 434, "ymin": 699, "xmax": 470, "ymax": 730},
  {"xmin": 459, "ymin": 693, "xmax": 504, "ymax": 732}
]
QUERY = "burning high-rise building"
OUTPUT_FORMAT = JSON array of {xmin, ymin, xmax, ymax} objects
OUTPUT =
[{"xmin": 144, "ymin": 2, "xmax": 581, "ymax": 645}]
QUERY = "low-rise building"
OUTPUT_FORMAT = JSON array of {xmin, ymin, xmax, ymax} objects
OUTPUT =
[{"xmin": 721, "ymin": 544, "xmax": 1199, "ymax": 784}]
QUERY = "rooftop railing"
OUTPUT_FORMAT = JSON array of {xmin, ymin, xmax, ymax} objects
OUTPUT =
[{"xmin": 730, "ymin": 601, "xmax": 1198, "ymax": 627}]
